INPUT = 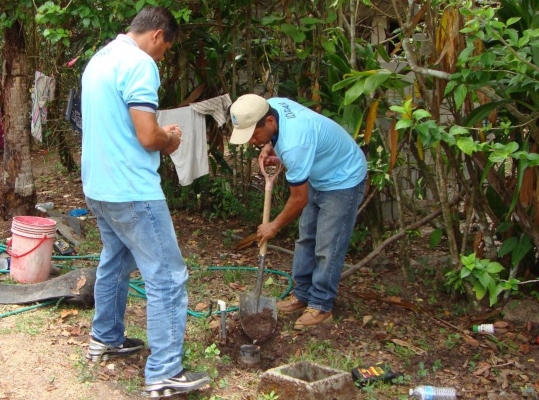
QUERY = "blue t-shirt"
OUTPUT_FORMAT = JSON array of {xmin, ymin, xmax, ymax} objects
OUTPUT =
[
  {"xmin": 268, "ymin": 98, "xmax": 367, "ymax": 191},
  {"xmin": 81, "ymin": 34, "xmax": 164, "ymax": 202}
]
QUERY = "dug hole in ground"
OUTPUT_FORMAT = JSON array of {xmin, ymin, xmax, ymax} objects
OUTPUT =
[{"xmin": 2, "ymin": 151, "xmax": 539, "ymax": 399}]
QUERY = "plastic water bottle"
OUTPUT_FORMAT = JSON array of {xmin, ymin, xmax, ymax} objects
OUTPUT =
[
  {"xmin": 409, "ymin": 385, "xmax": 457, "ymax": 399},
  {"xmin": 472, "ymin": 324, "xmax": 494, "ymax": 333}
]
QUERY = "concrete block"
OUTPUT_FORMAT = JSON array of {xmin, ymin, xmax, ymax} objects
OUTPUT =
[{"xmin": 258, "ymin": 361, "xmax": 356, "ymax": 400}]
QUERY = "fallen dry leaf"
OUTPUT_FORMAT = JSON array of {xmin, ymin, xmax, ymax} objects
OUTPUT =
[
  {"xmin": 463, "ymin": 335, "xmax": 480, "ymax": 347},
  {"xmin": 229, "ymin": 283, "xmax": 246, "ymax": 291},
  {"xmin": 60, "ymin": 309, "xmax": 78, "ymax": 320},
  {"xmin": 519, "ymin": 343, "xmax": 531, "ymax": 355},
  {"xmin": 362, "ymin": 315, "xmax": 373, "ymax": 327},
  {"xmin": 70, "ymin": 326, "xmax": 82, "ymax": 336},
  {"xmin": 194, "ymin": 302, "xmax": 209, "ymax": 311},
  {"xmin": 473, "ymin": 363, "xmax": 491, "ymax": 376}
]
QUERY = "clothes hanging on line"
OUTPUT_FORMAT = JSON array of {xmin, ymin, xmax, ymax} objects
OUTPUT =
[
  {"xmin": 190, "ymin": 94, "xmax": 232, "ymax": 127},
  {"xmin": 157, "ymin": 107, "xmax": 209, "ymax": 186},
  {"xmin": 31, "ymin": 72, "xmax": 56, "ymax": 142}
]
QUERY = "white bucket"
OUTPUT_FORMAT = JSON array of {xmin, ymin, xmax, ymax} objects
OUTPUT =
[{"xmin": 8, "ymin": 216, "xmax": 56, "ymax": 283}]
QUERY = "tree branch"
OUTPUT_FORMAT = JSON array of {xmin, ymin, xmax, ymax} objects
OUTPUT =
[{"xmin": 340, "ymin": 190, "xmax": 464, "ymax": 280}]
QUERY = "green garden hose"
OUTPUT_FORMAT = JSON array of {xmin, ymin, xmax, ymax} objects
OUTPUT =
[{"xmin": 0, "ymin": 243, "xmax": 293, "ymax": 319}]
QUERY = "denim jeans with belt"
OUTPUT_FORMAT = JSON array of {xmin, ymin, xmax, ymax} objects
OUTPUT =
[
  {"xmin": 85, "ymin": 197, "xmax": 188, "ymax": 383},
  {"xmin": 292, "ymin": 181, "xmax": 366, "ymax": 312}
]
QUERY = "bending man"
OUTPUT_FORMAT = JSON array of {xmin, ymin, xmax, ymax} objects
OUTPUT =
[{"xmin": 229, "ymin": 94, "xmax": 367, "ymax": 329}]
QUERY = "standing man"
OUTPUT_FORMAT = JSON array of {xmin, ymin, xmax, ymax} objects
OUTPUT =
[
  {"xmin": 229, "ymin": 94, "xmax": 367, "ymax": 330},
  {"xmin": 81, "ymin": 7, "xmax": 210, "ymax": 397}
]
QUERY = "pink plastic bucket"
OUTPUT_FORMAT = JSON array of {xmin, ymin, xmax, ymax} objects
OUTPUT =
[{"xmin": 8, "ymin": 216, "xmax": 56, "ymax": 283}]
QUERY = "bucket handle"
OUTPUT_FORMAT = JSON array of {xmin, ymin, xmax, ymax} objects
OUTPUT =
[{"xmin": 6, "ymin": 237, "xmax": 49, "ymax": 259}]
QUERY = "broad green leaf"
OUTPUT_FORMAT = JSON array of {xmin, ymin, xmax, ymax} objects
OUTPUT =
[
  {"xmin": 444, "ymin": 80, "xmax": 458, "ymax": 96},
  {"xmin": 325, "ymin": 11, "xmax": 337, "ymax": 23},
  {"xmin": 363, "ymin": 72, "xmax": 391, "ymax": 95},
  {"xmin": 343, "ymin": 80, "xmax": 366, "ymax": 105},
  {"xmin": 476, "ymin": 271, "xmax": 492, "ymax": 293},
  {"xmin": 488, "ymin": 281, "xmax": 500, "ymax": 306},
  {"xmin": 511, "ymin": 235, "xmax": 532, "ymax": 267},
  {"xmin": 498, "ymin": 237, "xmax": 517, "ymax": 257},
  {"xmin": 473, "ymin": 280, "xmax": 487, "ymax": 300},
  {"xmin": 454, "ymin": 84, "xmax": 468, "ymax": 110},
  {"xmin": 281, "ymin": 23, "xmax": 306, "ymax": 43},
  {"xmin": 344, "ymin": 79, "xmax": 365, "ymax": 106},
  {"xmin": 261, "ymin": 15, "xmax": 283, "ymax": 25},
  {"xmin": 396, "ymin": 119, "xmax": 412, "ymax": 130},
  {"xmin": 441, "ymin": 131, "xmax": 456, "ymax": 146},
  {"xmin": 461, "ymin": 252, "xmax": 476, "ymax": 265},
  {"xmin": 488, "ymin": 152, "xmax": 508, "ymax": 163},
  {"xmin": 460, "ymin": 268, "xmax": 472, "ymax": 278},
  {"xmin": 457, "ymin": 137, "xmax": 476, "ymax": 155},
  {"xmin": 429, "ymin": 229, "xmax": 443, "ymax": 248},
  {"xmin": 332, "ymin": 76, "xmax": 361, "ymax": 91},
  {"xmin": 300, "ymin": 17, "xmax": 325, "ymax": 25},
  {"xmin": 485, "ymin": 262, "xmax": 505, "ymax": 274},
  {"xmin": 480, "ymin": 51, "xmax": 496, "ymax": 66},
  {"xmin": 413, "ymin": 109, "xmax": 431, "ymax": 120},
  {"xmin": 463, "ymin": 100, "xmax": 511, "ymax": 127},
  {"xmin": 528, "ymin": 153, "xmax": 539, "ymax": 163},
  {"xmin": 321, "ymin": 39, "xmax": 336, "ymax": 53},
  {"xmin": 449, "ymin": 125, "xmax": 470, "ymax": 136},
  {"xmin": 389, "ymin": 105, "xmax": 407, "ymax": 114}
]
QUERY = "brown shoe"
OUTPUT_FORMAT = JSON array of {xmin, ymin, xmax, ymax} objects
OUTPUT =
[
  {"xmin": 294, "ymin": 308, "xmax": 333, "ymax": 330},
  {"xmin": 276, "ymin": 295, "xmax": 307, "ymax": 314}
]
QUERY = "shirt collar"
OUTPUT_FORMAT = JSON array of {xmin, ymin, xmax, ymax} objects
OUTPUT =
[{"xmin": 116, "ymin": 34, "xmax": 139, "ymax": 48}]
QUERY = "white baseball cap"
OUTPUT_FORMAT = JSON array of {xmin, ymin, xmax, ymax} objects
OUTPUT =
[{"xmin": 229, "ymin": 94, "xmax": 270, "ymax": 144}]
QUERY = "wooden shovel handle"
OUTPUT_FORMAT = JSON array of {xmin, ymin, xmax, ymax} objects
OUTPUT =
[
  {"xmin": 258, "ymin": 156, "xmax": 282, "ymax": 256},
  {"xmin": 259, "ymin": 156, "xmax": 282, "ymax": 192}
]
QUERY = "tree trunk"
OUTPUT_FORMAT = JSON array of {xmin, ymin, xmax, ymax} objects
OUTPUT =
[{"xmin": 1, "ymin": 21, "xmax": 36, "ymax": 219}]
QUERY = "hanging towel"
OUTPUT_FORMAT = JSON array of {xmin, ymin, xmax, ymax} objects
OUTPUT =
[
  {"xmin": 157, "ymin": 107, "xmax": 209, "ymax": 186},
  {"xmin": 190, "ymin": 94, "xmax": 232, "ymax": 127},
  {"xmin": 31, "ymin": 71, "xmax": 56, "ymax": 142}
]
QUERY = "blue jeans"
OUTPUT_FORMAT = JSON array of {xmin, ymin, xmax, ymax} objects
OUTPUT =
[
  {"xmin": 292, "ymin": 181, "xmax": 366, "ymax": 312},
  {"xmin": 85, "ymin": 197, "xmax": 188, "ymax": 383}
]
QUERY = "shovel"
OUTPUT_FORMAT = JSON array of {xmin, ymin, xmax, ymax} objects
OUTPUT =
[{"xmin": 240, "ymin": 156, "xmax": 282, "ymax": 343}]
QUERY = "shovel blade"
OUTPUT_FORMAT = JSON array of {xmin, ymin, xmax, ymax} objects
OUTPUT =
[
  {"xmin": 239, "ymin": 293, "xmax": 277, "ymax": 343},
  {"xmin": 239, "ymin": 293, "xmax": 277, "ymax": 317}
]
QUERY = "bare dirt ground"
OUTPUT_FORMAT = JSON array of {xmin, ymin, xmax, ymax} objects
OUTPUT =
[{"xmin": 2, "ymin": 149, "xmax": 539, "ymax": 399}]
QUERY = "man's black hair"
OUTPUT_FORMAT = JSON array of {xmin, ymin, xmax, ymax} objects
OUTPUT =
[
  {"xmin": 255, "ymin": 106, "xmax": 277, "ymax": 128},
  {"xmin": 129, "ymin": 7, "xmax": 179, "ymax": 43}
]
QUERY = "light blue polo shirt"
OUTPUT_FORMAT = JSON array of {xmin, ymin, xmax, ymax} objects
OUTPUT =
[
  {"xmin": 81, "ymin": 34, "xmax": 164, "ymax": 202},
  {"xmin": 268, "ymin": 98, "xmax": 367, "ymax": 191}
]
